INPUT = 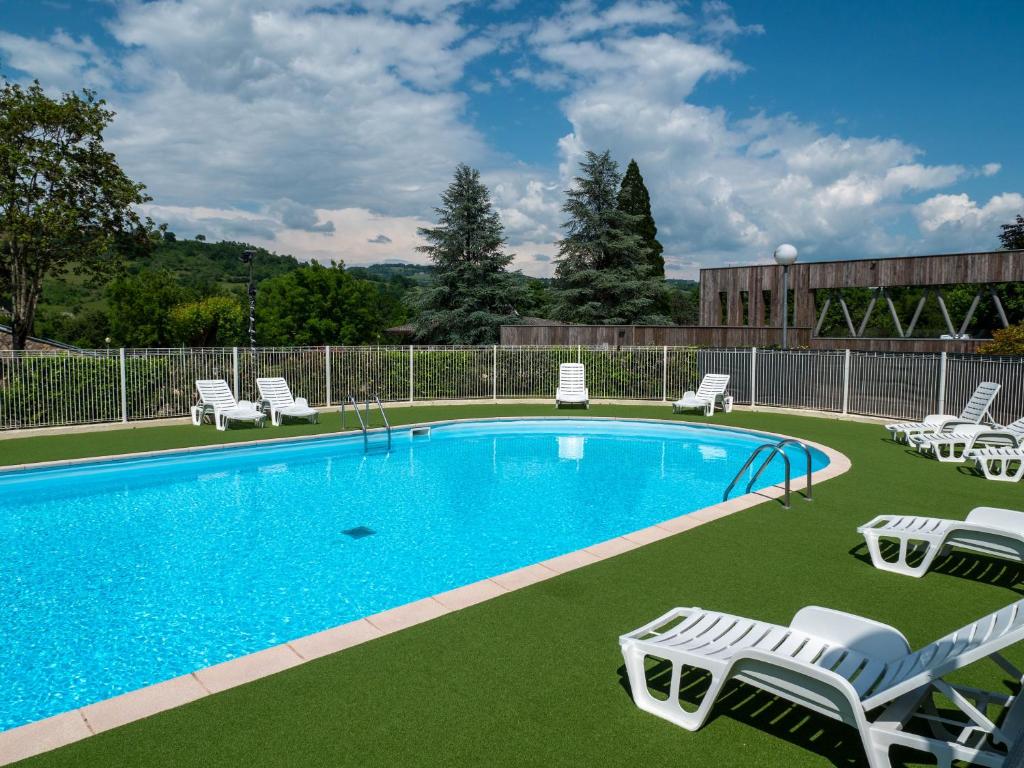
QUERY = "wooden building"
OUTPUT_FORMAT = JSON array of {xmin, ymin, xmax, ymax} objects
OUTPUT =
[{"xmin": 501, "ymin": 250, "xmax": 1024, "ymax": 352}]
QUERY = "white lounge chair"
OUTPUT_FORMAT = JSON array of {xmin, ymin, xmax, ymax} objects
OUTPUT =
[
  {"xmin": 672, "ymin": 374, "xmax": 731, "ymax": 416},
  {"xmin": 621, "ymin": 600, "xmax": 1024, "ymax": 768},
  {"xmin": 970, "ymin": 447, "xmax": 1024, "ymax": 483},
  {"xmin": 911, "ymin": 417, "xmax": 1024, "ymax": 463},
  {"xmin": 885, "ymin": 381, "xmax": 1000, "ymax": 443},
  {"xmin": 193, "ymin": 379, "xmax": 266, "ymax": 431},
  {"xmin": 555, "ymin": 363, "xmax": 588, "ymax": 408},
  {"xmin": 256, "ymin": 377, "xmax": 319, "ymax": 426},
  {"xmin": 858, "ymin": 507, "xmax": 1024, "ymax": 577}
]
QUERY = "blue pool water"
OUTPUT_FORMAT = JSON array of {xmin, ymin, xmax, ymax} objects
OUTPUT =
[{"xmin": 0, "ymin": 418, "xmax": 827, "ymax": 731}]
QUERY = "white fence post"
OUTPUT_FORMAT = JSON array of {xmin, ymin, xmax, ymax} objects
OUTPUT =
[
  {"xmin": 325, "ymin": 345, "xmax": 332, "ymax": 407},
  {"xmin": 661, "ymin": 345, "xmax": 668, "ymax": 402},
  {"xmin": 577, "ymin": 344, "xmax": 581, "ymax": 364},
  {"xmin": 842, "ymin": 349, "xmax": 851, "ymax": 416},
  {"xmin": 119, "ymin": 348, "xmax": 128, "ymax": 423},
  {"xmin": 408, "ymin": 345, "xmax": 414, "ymax": 403},
  {"xmin": 937, "ymin": 351, "xmax": 947, "ymax": 415},
  {"xmin": 750, "ymin": 347, "xmax": 757, "ymax": 410},
  {"xmin": 232, "ymin": 346, "xmax": 240, "ymax": 400},
  {"xmin": 492, "ymin": 345, "xmax": 498, "ymax": 401}
]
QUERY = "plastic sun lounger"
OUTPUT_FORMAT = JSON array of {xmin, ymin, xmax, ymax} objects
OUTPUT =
[
  {"xmin": 256, "ymin": 377, "xmax": 319, "ymax": 426},
  {"xmin": 193, "ymin": 379, "xmax": 266, "ymax": 431},
  {"xmin": 672, "ymin": 374, "xmax": 731, "ymax": 416},
  {"xmin": 969, "ymin": 447, "xmax": 1024, "ymax": 483},
  {"xmin": 858, "ymin": 507, "xmax": 1024, "ymax": 577},
  {"xmin": 555, "ymin": 363, "xmax": 589, "ymax": 408},
  {"xmin": 910, "ymin": 417, "xmax": 1024, "ymax": 463},
  {"xmin": 885, "ymin": 381, "xmax": 1000, "ymax": 443},
  {"xmin": 620, "ymin": 600, "xmax": 1024, "ymax": 768}
]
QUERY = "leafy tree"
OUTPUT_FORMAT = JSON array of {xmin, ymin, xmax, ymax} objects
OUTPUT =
[
  {"xmin": 616, "ymin": 159, "xmax": 664, "ymax": 277},
  {"xmin": 256, "ymin": 261, "xmax": 401, "ymax": 345},
  {"xmin": 552, "ymin": 150, "xmax": 668, "ymax": 324},
  {"xmin": 978, "ymin": 323, "xmax": 1024, "ymax": 355},
  {"xmin": 106, "ymin": 268, "xmax": 193, "ymax": 347},
  {"xmin": 414, "ymin": 164, "xmax": 525, "ymax": 344},
  {"xmin": 999, "ymin": 214, "xmax": 1024, "ymax": 250},
  {"xmin": 169, "ymin": 295, "xmax": 244, "ymax": 347},
  {"xmin": 0, "ymin": 80, "xmax": 150, "ymax": 349}
]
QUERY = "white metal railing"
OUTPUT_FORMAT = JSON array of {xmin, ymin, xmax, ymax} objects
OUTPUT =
[{"xmin": 1, "ymin": 345, "xmax": 1022, "ymax": 431}]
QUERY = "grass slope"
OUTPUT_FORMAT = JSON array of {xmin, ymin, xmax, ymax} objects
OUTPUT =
[{"xmin": 9, "ymin": 405, "xmax": 1024, "ymax": 768}]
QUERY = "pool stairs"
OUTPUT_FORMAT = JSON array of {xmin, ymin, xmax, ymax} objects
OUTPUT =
[
  {"xmin": 340, "ymin": 394, "xmax": 392, "ymax": 452},
  {"xmin": 723, "ymin": 438, "xmax": 813, "ymax": 509}
]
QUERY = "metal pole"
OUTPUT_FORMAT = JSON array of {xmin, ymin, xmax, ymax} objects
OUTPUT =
[
  {"xmin": 325, "ymin": 345, "xmax": 332, "ymax": 408},
  {"xmin": 661, "ymin": 345, "xmax": 668, "ymax": 402},
  {"xmin": 119, "ymin": 348, "xmax": 128, "ymax": 423},
  {"xmin": 842, "ymin": 349, "xmax": 851, "ymax": 415},
  {"xmin": 247, "ymin": 258, "xmax": 256, "ymax": 351},
  {"xmin": 750, "ymin": 347, "xmax": 757, "ymax": 410},
  {"xmin": 781, "ymin": 265, "xmax": 789, "ymax": 349},
  {"xmin": 492, "ymin": 345, "xmax": 498, "ymax": 401},
  {"xmin": 408, "ymin": 345, "xmax": 414, "ymax": 403},
  {"xmin": 937, "ymin": 351, "xmax": 947, "ymax": 415},
  {"xmin": 232, "ymin": 346, "xmax": 240, "ymax": 400}
]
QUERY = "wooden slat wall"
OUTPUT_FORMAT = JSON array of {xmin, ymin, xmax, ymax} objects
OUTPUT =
[
  {"xmin": 499, "ymin": 324, "xmax": 988, "ymax": 352},
  {"xmin": 699, "ymin": 249, "xmax": 1024, "ymax": 327}
]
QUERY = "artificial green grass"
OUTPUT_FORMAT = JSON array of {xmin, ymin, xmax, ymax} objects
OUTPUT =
[{"xmin": 9, "ymin": 405, "xmax": 1024, "ymax": 767}]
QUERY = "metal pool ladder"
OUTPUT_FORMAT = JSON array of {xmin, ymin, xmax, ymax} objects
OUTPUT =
[
  {"xmin": 340, "ymin": 393, "xmax": 392, "ymax": 452},
  {"xmin": 723, "ymin": 438, "xmax": 813, "ymax": 509}
]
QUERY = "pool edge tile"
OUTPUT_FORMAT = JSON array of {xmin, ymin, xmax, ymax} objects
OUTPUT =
[
  {"xmin": 489, "ymin": 563, "xmax": 559, "ymax": 591},
  {"xmin": 193, "ymin": 644, "xmax": 304, "ymax": 695},
  {"xmin": 0, "ymin": 711, "xmax": 91, "ymax": 766},
  {"xmin": 80, "ymin": 674, "xmax": 208, "ymax": 734},
  {"xmin": 540, "ymin": 549, "xmax": 601, "ymax": 574},
  {"xmin": 584, "ymin": 536, "xmax": 642, "ymax": 559},
  {"xmin": 289, "ymin": 619, "xmax": 383, "ymax": 661},
  {"xmin": 434, "ymin": 580, "xmax": 509, "ymax": 611},
  {"xmin": 365, "ymin": 597, "xmax": 451, "ymax": 635}
]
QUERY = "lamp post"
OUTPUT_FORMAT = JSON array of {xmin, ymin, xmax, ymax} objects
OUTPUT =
[
  {"xmin": 773, "ymin": 243, "xmax": 798, "ymax": 349},
  {"xmin": 240, "ymin": 249, "xmax": 257, "ymax": 351}
]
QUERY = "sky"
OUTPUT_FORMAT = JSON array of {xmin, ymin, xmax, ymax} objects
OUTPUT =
[{"xmin": 1, "ymin": 0, "xmax": 1021, "ymax": 278}]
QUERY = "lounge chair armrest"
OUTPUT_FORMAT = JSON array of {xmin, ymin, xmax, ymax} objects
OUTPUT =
[
  {"xmin": 790, "ymin": 607, "xmax": 910, "ymax": 660},
  {"xmin": 856, "ymin": 515, "xmax": 899, "ymax": 532},
  {"xmin": 294, "ymin": 396, "xmax": 309, "ymax": 408},
  {"xmin": 935, "ymin": 420, "xmax": 978, "ymax": 433},
  {"xmin": 923, "ymin": 414, "xmax": 957, "ymax": 426},
  {"xmin": 727, "ymin": 648, "xmax": 864, "ymax": 713}
]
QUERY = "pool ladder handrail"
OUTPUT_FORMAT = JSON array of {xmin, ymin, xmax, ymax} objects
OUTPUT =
[
  {"xmin": 340, "ymin": 394, "xmax": 391, "ymax": 452},
  {"xmin": 722, "ymin": 438, "xmax": 813, "ymax": 509}
]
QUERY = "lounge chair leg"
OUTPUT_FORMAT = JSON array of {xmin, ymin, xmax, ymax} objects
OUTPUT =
[
  {"xmin": 622, "ymin": 648, "xmax": 720, "ymax": 731},
  {"xmin": 864, "ymin": 533, "xmax": 942, "ymax": 578}
]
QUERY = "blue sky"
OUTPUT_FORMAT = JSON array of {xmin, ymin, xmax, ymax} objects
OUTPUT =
[{"xmin": 1, "ymin": 0, "xmax": 1021, "ymax": 277}]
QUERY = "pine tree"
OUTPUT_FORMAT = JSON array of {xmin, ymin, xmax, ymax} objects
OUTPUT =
[
  {"xmin": 414, "ymin": 164, "xmax": 525, "ymax": 344},
  {"xmin": 617, "ymin": 159, "xmax": 664, "ymax": 277},
  {"xmin": 552, "ymin": 150, "xmax": 668, "ymax": 324}
]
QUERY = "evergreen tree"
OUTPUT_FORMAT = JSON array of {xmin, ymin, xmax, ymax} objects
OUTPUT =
[
  {"xmin": 616, "ymin": 159, "xmax": 664, "ymax": 277},
  {"xmin": 552, "ymin": 150, "xmax": 668, "ymax": 324},
  {"xmin": 414, "ymin": 164, "xmax": 525, "ymax": 344}
]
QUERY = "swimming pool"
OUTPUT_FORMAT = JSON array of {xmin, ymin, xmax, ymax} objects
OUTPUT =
[{"xmin": 0, "ymin": 418, "xmax": 828, "ymax": 731}]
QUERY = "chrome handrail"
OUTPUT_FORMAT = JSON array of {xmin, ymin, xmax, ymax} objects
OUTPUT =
[
  {"xmin": 372, "ymin": 393, "xmax": 391, "ymax": 451},
  {"xmin": 341, "ymin": 395, "xmax": 369, "ymax": 451},
  {"xmin": 340, "ymin": 393, "xmax": 390, "ymax": 452},
  {"xmin": 723, "ymin": 438, "xmax": 814, "ymax": 509}
]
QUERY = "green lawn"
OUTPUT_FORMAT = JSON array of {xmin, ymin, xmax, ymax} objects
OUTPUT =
[{"xmin": 9, "ymin": 405, "xmax": 1024, "ymax": 768}]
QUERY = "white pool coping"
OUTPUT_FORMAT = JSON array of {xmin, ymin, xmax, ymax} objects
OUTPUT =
[{"xmin": 0, "ymin": 416, "xmax": 851, "ymax": 765}]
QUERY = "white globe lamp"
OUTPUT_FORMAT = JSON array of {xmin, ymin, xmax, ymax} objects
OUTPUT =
[{"xmin": 773, "ymin": 244, "xmax": 798, "ymax": 348}]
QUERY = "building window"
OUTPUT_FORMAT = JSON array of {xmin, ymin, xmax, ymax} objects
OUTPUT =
[
  {"xmin": 719, "ymin": 291, "xmax": 728, "ymax": 325},
  {"xmin": 762, "ymin": 290, "xmax": 772, "ymax": 324},
  {"xmin": 740, "ymin": 291, "xmax": 749, "ymax": 326}
]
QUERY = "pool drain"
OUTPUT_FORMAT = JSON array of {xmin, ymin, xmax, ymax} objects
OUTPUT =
[{"xmin": 342, "ymin": 526, "xmax": 376, "ymax": 539}]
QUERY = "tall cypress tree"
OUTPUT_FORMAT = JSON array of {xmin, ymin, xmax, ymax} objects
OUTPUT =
[
  {"xmin": 552, "ymin": 150, "xmax": 667, "ymax": 324},
  {"xmin": 414, "ymin": 164, "xmax": 525, "ymax": 344},
  {"xmin": 616, "ymin": 159, "xmax": 664, "ymax": 277}
]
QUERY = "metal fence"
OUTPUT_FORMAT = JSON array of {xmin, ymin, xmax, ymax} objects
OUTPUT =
[{"xmin": 0, "ymin": 345, "xmax": 1021, "ymax": 431}]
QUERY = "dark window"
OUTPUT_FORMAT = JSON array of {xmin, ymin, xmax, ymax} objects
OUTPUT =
[
  {"xmin": 719, "ymin": 291, "xmax": 728, "ymax": 324},
  {"xmin": 740, "ymin": 291, "xmax": 749, "ymax": 326},
  {"xmin": 762, "ymin": 290, "xmax": 772, "ymax": 324}
]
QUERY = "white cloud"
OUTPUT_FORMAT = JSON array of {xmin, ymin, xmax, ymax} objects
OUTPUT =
[
  {"xmin": 1, "ymin": 0, "xmax": 1017, "ymax": 280},
  {"xmin": 913, "ymin": 193, "xmax": 1024, "ymax": 250}
]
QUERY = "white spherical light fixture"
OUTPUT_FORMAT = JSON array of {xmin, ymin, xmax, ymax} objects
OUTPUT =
[{"xmin": 773, "ymin": 243, "xmax": 798, "ymax": 266}]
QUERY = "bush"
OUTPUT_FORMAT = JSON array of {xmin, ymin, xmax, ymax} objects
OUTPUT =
[{"xmin": 978, "ymin": 323, "xmax": 1024, "ymax": 355}]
